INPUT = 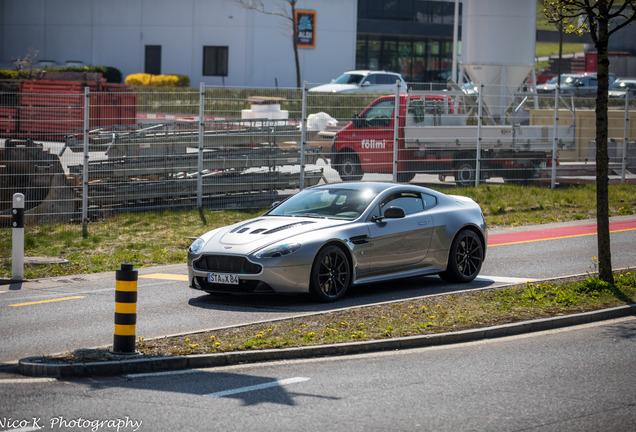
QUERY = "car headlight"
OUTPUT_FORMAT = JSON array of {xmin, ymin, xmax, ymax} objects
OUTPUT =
[
  {"xmin": 189, "ymin": 238, "xmax": 206, "ymax": 255},
  {"xmin": 256, "ymin": 243, "xmax": 301, "ymax": 258}
]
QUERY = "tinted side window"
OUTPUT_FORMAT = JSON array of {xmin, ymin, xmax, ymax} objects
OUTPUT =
[
  {"xmin": 422, "ymin": 193, "xmax": 437, "ymax": 209},
  {"xmin": 364, "ymin": 75, "xmax": 377, "ymax": 85},
  {"xmin": 380, "ymin": 192, "xmax": 424, "ymax": 215},
  {"xmin": 378, "ymin": 74, "xmax": 399, "ymax": 85}
]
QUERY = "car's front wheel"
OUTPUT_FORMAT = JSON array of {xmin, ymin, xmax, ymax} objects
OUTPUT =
[
  {"xmin": 440, "ymin": 229, "xmax": 484, "ymax": 283},
  {"xmin": 310, "ymin": 245, "xmax": 351, "ymax": 302}
]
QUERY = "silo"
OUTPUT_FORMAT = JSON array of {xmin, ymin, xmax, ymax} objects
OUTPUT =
[{"xmin": 461, "ymin": 0, "xmax": 536, "ymax": 123}]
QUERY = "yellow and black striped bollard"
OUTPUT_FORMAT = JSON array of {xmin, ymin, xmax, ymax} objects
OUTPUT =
[{"xmin": 113, "ymin": 263, "xmax": 138, "ymax": 354}]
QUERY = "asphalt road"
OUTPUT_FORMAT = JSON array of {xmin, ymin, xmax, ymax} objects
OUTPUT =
[
  {"xmin": 2, "ymin": 317, "xmax": 634, "ymax": 431},
  {"xmin": 0, "ymin": 216, "xmax": 635, "ymax": 364}
]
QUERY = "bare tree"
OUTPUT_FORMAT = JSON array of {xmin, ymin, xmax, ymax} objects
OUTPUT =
[
  {"xmin": 235, "ymin": 0, "xmax": 301, "ymax": 87},
  {"xmin": 14, "ymin": 48, "xmax": 40, "ymax": 79},
  {"xmin": 543, "ymin": 0, "xmax": 635, "ymax": 284}
]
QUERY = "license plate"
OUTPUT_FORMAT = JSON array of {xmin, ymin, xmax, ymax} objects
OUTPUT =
[{"xmin": 207, "ymin": 273, "xmax": 239, "ymax": 285}]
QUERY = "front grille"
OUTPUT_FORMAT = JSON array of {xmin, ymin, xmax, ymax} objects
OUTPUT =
[{"xmin": 193, "ymin": 255, "xmax": 262, "ymax": 274}]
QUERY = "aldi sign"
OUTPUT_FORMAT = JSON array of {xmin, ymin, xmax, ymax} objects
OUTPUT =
[{"xmin": 296, "ymin": 10, "xmax": 316, "ymax": 49}]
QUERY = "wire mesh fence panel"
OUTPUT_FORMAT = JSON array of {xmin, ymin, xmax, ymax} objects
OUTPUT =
[
  {"xmin": 357, "ymin": 82, "xmax": 634, "ymax": 187},
  {"xmin": 1, "ymin": 81, "xmax": 634, "ymax": 229},
  {"xmin": 198, "ymin": 86, "xmax": 318, "ymax": 209},
  {"xmin": 0, "ymin": 84, "xmax": 85, "ymax": 226},
  {"xmin": 306, "ymin": 88, "xmax": 387, "ymax": 184},
  {"xmin": 71, "ymin": 90, "xmax": 200, "ymax": 219}
]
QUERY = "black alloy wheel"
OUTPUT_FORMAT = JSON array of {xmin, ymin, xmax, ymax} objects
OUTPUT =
[
  {"xmin": 440, "ymin": 229, "xmax": 484, "ymax": 283},
  {"xmin": 310, "ymin": 245, "xmax": 351, "ymax": 302}
]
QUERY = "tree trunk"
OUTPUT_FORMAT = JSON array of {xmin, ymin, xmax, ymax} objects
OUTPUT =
[
  {"xmin": 594, "ymin": 14, "xmax": 614, "ymax": 284},
  {"xmin": 291, "ymin": 2, "xmax": 301, "ymax": 88}
]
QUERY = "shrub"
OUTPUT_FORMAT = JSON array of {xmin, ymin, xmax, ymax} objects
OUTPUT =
[
  {"xmin": 0, "ymin": 66, "xmax": 122, "ymax": 83},
  {"xmin": 43, "ymin": 66, "xmax": 122, "ymax": 83},
  {"xmin": 125, "ymin": 73, "xmax": 190, "ymax": 87},
  {"xmin": 0, "ymin": 70, "xmax": 19, "ymax": 80}
]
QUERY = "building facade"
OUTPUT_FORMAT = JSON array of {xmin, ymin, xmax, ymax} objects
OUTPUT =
[
  {"xmin": 356, "ymin": 0, "xmax": 460, "ymax": 83},
  {"xmin": 0, "ymin": 0, "xmax": 360, "ymax": 87}
]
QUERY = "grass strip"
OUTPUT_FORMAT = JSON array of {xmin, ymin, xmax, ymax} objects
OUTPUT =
[{"xmin": 48, "ymin": 271, "xmax": 633, "ymax": 363}]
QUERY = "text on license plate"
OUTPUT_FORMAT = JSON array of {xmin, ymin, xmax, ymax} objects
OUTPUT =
[{"xmin": 207, "ymin": 273, "xmax": 239, "ymax": 285}]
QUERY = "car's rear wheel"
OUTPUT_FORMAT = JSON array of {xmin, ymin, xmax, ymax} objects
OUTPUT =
[
  {"xmin": 440, "ymin": 229, "xmax": 484, "ymax": 283},
  {"xmin": 310, "ymin": 245, "xmax": 351, "ymax": 302}
]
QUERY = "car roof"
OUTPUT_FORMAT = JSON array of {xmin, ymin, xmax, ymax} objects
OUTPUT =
[
  {"xmin": 308, "ymin": 181, "xmax": 437, "ymax": 196},
  {"xmin": 344, "ymin": 70, "xmax": 402, "ymax": 77}
]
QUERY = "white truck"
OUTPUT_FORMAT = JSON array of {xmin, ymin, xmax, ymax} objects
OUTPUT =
[{"xmin": 331, "ymin": 94, "xmax": 575, "ymax": 185}]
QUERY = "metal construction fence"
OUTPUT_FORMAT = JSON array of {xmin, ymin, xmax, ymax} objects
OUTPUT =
[{"xmin": 0, "ymin": 80, "xmax": 634, "ymax": 226}]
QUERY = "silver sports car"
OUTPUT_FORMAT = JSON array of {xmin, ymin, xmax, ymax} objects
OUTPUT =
[{"xmin": 187, "ymin": 182, "xmax": 487, "ymax": 302}]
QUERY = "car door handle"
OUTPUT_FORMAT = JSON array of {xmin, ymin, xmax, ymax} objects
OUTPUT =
[{"xmin": 418, "ymin": 221, "xmax": 429, "ymax": 226}]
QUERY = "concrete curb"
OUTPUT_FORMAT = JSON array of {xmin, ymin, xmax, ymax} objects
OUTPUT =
[{"xmin": 18, "ymin": 304, "xmax": 635, "ymax": 378}]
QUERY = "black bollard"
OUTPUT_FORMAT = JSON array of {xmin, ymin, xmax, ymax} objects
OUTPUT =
[{"xmin": 113, "ymin": 263, "xmax": 138, "ymax": 354}]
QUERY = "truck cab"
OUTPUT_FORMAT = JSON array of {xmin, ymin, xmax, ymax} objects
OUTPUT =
[{"xmin": 331, "ymin": 94, "xmax": 455, "ymax": 183}]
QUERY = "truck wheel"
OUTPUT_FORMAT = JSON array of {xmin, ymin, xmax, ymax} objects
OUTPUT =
[
  {"xmin": 397, "ymin": 170, "xmax": 416, "ymax": 183},
  {"xmin": 503, "ymin": 168, "xmax": 533, "ymax": 185},
  {"xmin": 335, "ymin": 152, "xmax": 363, "ymax": 181},
  {"xmin": 454, "ymin": 162, "xmax": 476, "ymax": 187}
]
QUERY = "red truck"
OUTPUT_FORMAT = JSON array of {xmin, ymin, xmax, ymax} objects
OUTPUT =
[{"xmin": 330, "ymin": 94, "xmax": 574, "ymax": 186}]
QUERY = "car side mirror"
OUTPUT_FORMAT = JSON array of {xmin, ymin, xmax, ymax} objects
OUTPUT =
[
  {"xmin": 270, "ymin": 201, "xmax": 281, "ymax": 209},
  {"xmin": 353, "ymin": 113, "xmax": 364, "ymax": 128},
  {"xmin": 361, "ymin": 81, "xmax": 371, "ymax": 87},
  {"xmin": 383, "ymin": 206, "xmax": 405, "ymax": 219}
]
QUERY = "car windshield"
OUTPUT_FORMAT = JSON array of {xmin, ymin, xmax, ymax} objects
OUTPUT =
[
  {"xmin": 610, "ymin": 81, "xmax": 635, "ymax": 90},
  {"xmin": 333, "ymin": 73, "xmax": 365, "ymax": 85},
  {"xmin": 268, "ymin": 187, "xmax": 379, "ymax": 220},
  {"xmin": 546, "ymin": 75, "xmax": 577, "ymax": 85}
]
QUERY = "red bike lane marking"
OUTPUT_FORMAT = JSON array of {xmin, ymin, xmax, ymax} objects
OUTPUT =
[{"xmin": 488, "ymin": 219, "xmax": 636, "ymax": 247}]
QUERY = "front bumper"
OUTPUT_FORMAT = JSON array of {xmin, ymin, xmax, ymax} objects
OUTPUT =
[{"xmin": 188, "ymin": 253, "xmax": 312, "ymax": 294}]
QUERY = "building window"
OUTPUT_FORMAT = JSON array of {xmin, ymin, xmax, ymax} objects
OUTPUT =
[
  {"xmin": 356, "ymin": 35, "xmax": 456, "ymax": 84},
  {"xmin": 145, "ymin": 45, "xmax": 161, "ymax": 75},
  {"xmin": 203, "ymin": 46, "xmax": 228, "ymax": 76},
  {"xmin": 356, "ymin": 0, "xmax": 461, "ymax": 85},
  {"xmin": 359, "ymin": 0, "xmax": 458, "ymax": 24}
]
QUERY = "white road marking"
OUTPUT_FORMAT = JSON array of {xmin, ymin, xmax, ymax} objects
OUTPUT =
[
  {"xmin": 476, "ymin": 275, "xmax": 536, "ymax": 284},
  {"xmin": 0, "ymin": 378, "xmax": 57, "ymax": 384},
  {"xmin": 206, "ymin": 377, "xmax": 310, "ymax": 397}
]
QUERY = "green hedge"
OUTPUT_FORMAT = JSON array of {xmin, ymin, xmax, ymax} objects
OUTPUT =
[
  {"xmin": 0, "ymin": 70, "xmax": 19, "ymax": 80},
  {"xmin": 0, "ymin": 65, "xmax": 122, "ymax": 83}
]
